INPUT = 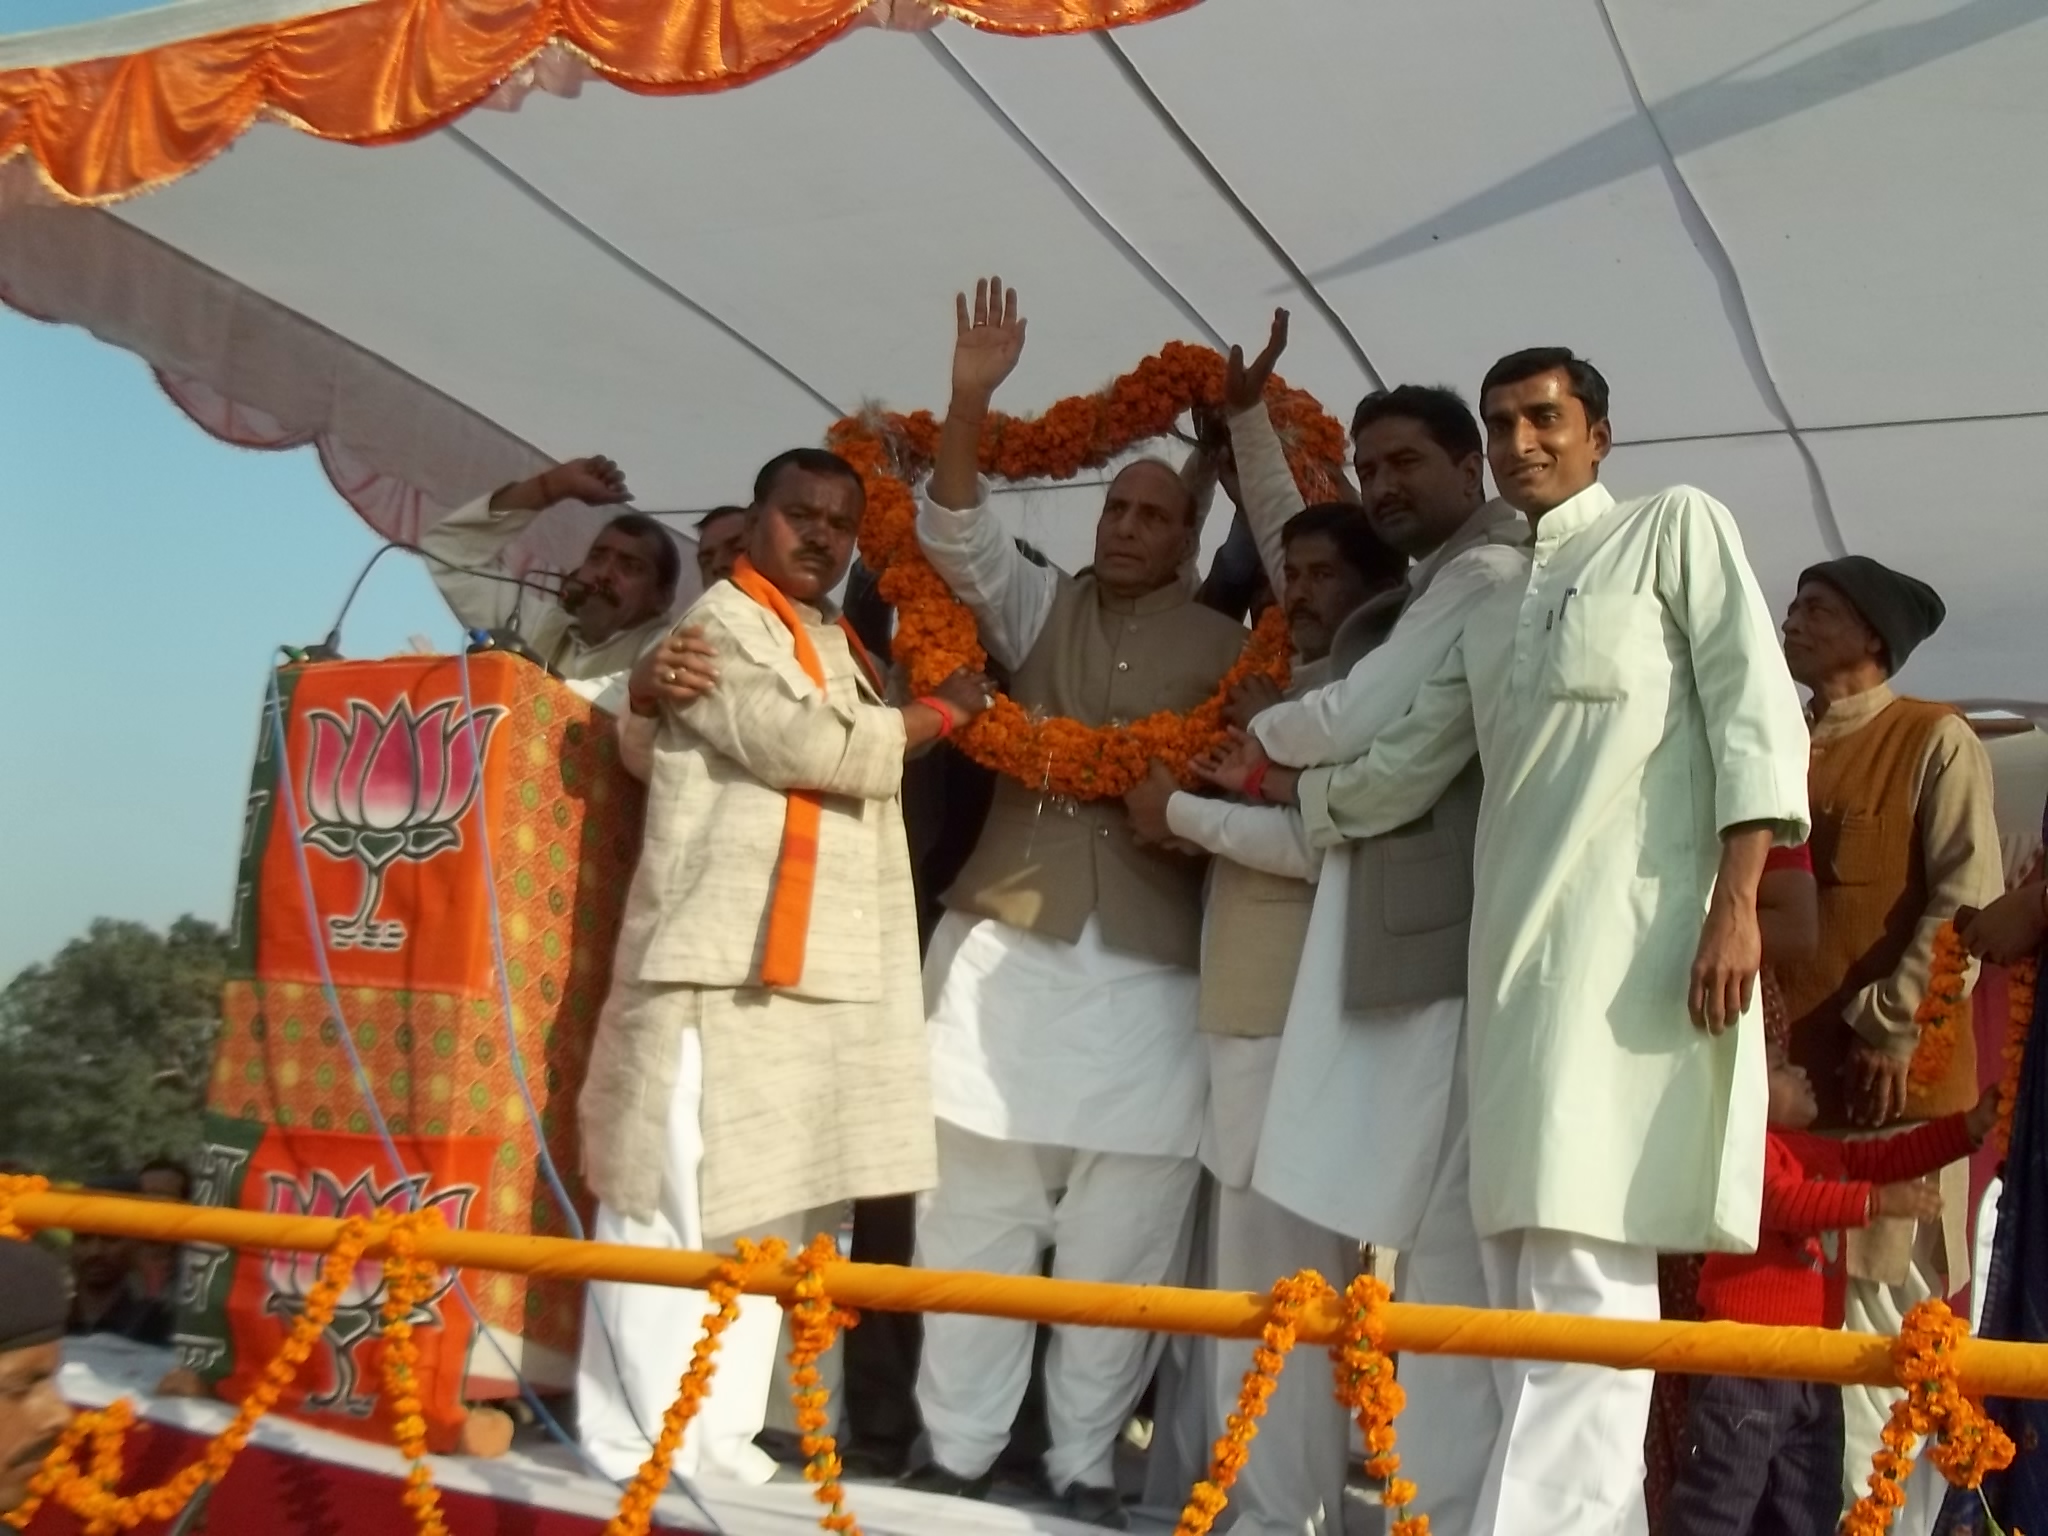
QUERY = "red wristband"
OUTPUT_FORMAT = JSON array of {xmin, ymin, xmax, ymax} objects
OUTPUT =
[
  {"xmin": 1242, "ymin": 760, "xmax": 1270, "ymax": 803},
  {"xmin": 628, "ymin": 691, "xmax": 660, "ymax": 719},
  {"xmin": 917, "ymin": 696, "xmax": 956, "ymax": 738}
]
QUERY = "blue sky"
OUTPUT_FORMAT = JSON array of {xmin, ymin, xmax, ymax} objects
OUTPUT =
[
  {"xmin": 0, "ymin": 308, "xmax": 451, "ymax": 982},
  {"xmin": 0, "ymin": 0, "xmax": 471, "ymax": 982}
]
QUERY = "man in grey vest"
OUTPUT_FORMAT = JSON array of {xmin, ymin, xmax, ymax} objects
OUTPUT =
[
  {"xmin": 901, "ymin": 279, "xmax": 1248, "ymax": 1528},
  {"xmin": 1125, "ymin": 316, "xmax": 1406, "ymax": 1536},
  {"xmin": 1192, "ymin": 384, "xmax": 1530, "ymax": 1535}
]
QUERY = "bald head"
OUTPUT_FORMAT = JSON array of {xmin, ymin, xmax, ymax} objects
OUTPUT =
[{"xmin": 1093, "ymin": 459, "xmax": 1199, "ymax": 600}]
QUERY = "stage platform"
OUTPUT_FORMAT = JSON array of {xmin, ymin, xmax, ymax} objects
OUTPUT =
[{"xmin": 43, "ymin": 1337, "xmax": 1392, "ymax": 1535}]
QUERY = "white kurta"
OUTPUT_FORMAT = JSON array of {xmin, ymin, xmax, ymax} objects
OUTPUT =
[
  {"xmin": 1306, "ymin": 482, "xmax": 1811, "ymax": 1251},
  {"xmin": 417, "ymin": 493, "xmax": 666, "ymax": 709}
]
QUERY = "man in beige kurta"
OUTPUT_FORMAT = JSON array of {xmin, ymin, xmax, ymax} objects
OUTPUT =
[{"xmin": 576, "ymin": 447, "xmax": 988, "ymax": 1488}]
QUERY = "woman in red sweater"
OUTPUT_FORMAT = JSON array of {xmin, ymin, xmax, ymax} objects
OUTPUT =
[{"xmin": 1661, "ymin": 1050, "xmax": 1998, "ymax": 1536}]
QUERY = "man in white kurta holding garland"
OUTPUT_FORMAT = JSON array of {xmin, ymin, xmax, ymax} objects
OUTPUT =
[
  {"xmin": 1283, "ymin": 349, "xmax": 1810, "ymax": 1535},
  {"xmin": 1191, "ymin": 374, "xmax": 1532, "ymax": 1535}
]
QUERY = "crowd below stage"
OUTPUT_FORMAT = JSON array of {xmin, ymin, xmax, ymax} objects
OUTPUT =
[{"xmin": 19, "ymin": 281, "xmax": 2037, "ymax": 1536}]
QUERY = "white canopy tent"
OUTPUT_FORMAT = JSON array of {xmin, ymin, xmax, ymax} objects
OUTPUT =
[{"xmin": 1, "ymin": 0, "xmax": 2044, "ymax": 708}]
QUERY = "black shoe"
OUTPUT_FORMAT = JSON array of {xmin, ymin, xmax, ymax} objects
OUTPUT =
[
  {"xmin": 895, "ymin": 1460, "xmax": 993, "ymax": 1498},
  {"xmin": 1060, "ymin": 1483, "xmax": 1130, "ymax": 1530},
  {"xmin": 838, "ymin": 1440, "xmax": 911, "ymax": 1480}
]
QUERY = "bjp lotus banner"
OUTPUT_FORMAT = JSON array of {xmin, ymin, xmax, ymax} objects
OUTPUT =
[{"xmin": 176, "ymin": 654, "xmax": 643, "ymax": 1448}]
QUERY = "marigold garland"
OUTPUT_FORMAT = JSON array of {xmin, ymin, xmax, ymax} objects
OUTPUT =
[
  {"xmin": 787, "ymin": 1234, "xmax": 862, "ymax": 1536},
  {"xmin": 828, "ymin": 343, "xmax": 1350, "ymax": 799},
  {"xmin": 1842, "ymin": 1299, "xmax": 2015, "ymax": 1536},
  {"xmin": 604, "ymin": 1238, "xmax": 776, "ymax": 1536},
  {"xmin": 1175, "ymin": 1270, "xmax": 1331, "ymax": 1536},
  {"xmin": 378, "ymin": 1211, "xmax": 452, "ymax": 1536},
  {"xmin": 1908, "ymin": 922, "xmax": 1973, "ymax": 1093},
  {"xmin": 1994, "ymin": 957, "xmax": 2039, "ymax": 1161},
  {"xmin": 6, "ymin": 1215, "xmax": 378, "ymax": 1533},
  {"xmin": 1330, "ymin": 1274, "xmax": 1429, "ymax": 1536}
]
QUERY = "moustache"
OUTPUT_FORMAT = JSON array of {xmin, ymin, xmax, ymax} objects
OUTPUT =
[{"xmin": 559, "ymin": 576, "xmax": 619, "ymax": 612}]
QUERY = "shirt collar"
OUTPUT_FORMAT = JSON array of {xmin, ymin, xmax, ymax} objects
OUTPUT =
[
  {"xmin": 1530, "ymin": 481, "xmax": 1617, "ymax": 551},
  {"xmin": 1809, "ymin": 680, "xmax": 1896, "ymax": 743},
  {"xmin": 1410, "ymin": 499, "xmax": 1529, "ymax": 593}
]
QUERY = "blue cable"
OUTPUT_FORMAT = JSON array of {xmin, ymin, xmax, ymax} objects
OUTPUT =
[{"xmin": 262, "ymin": 670, "xmax": 726, "ymax": 1535}]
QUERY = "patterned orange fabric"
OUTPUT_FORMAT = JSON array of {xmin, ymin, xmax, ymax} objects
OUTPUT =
[
  {"xmin": 0, "ymin": 0, "xmax": 1199, "ymax": 207},
  {"xmin": 202, "ymin": 655, "xmax": 641, "ymax": 1417}
]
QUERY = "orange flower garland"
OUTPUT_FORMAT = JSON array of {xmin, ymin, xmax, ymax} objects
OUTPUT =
[
  {"xmin": 1908, "ymin": 922, "xmax": 1972, "ymax": 1092},
  {"xmin": 1994, "ymin": 957, "xmax": 2039, "ymax": 1161},
  {"xmin": 1330, "ymin": 1274, "xmax": 1428, "ymax": 1536},
  {"xmin": 787, "ymin": 1235, "xmax": 862, "ymax": 1536},
  {"xmin": 6, "ymin": 1215, "xmax": 378, "ymax": 1533},
  {"xmin": 378, "ymin": 1211, "xmax": 451, "ymax": 1536},
  {"xmin": 604, "ymin": 1239, "xmax": 775, "ymax": 1536},
  {"xmin": 1843, "ymin": 1299, "xmax": 2014, "ymax": 1535},
  {"xmin": 829, "ymin": 342, "xmax": 1350, "ymax": 799},
  {"xmin": 1175, "ymin": 1270, "xmax": 1330, "ymax": 1536}
]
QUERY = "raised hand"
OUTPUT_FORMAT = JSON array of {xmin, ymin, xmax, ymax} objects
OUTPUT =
[
  {"xmin": 538, "ymin": 456, "xmax": 631, "ymax": 507},
  {"xmin": 1223, "ymin": 309, "xmax": 1289, "ymax": 416},
  {"xmin": 952, "ymin": 276, "xmax": 1027, "ymax": 405}
]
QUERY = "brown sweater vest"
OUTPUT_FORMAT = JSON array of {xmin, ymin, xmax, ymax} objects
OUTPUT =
[
  {"xmin": 944, "ymin": 576, "xmax": 1250, "ymax": 969},
  {"xmin": 1778, "ymin": 696, "xmax": 1972, "ymax": 1127}
]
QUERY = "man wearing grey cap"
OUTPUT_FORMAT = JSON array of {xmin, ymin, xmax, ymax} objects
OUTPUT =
[
  {"xmin": 1776, "ymin": 554, "xmax": 2004, "ymax": 1530},
  {"xmin": 0, "ymin": 1241, "xmax": 73, "ymax": 1513}
]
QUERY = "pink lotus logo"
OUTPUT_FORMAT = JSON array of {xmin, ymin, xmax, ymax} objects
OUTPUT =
[
  {"xmin": 263, "ymin": 1170, "xmax": 474, "ymax": 1414},
  {"xmin": 302, "ymin": 699, "xmax": 505, "ymax": 952}
]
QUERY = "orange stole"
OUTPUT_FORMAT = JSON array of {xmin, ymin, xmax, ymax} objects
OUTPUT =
[{"xmin": 727, "ymin": 555, "xmax": 884, "ymax": 989}]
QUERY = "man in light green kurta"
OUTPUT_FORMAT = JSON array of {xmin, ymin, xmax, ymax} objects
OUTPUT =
[{"xmin": 1289, "ymin": 348, "xmax": 1810, "ymax": 1536}]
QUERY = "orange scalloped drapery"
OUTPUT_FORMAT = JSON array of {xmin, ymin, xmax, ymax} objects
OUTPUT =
[{"xmin": 0, "ymin": 0, "xmax": 1199, "ymax": 206}]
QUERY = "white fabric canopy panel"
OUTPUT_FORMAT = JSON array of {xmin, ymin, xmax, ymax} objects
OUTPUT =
[{"xmin": 2, "ymin": 0, "xmax": 2043, "ymax": 703}]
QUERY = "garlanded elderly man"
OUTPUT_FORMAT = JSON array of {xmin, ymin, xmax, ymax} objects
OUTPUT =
[
  {"xmin": 901, "ymin": 280, "xmax": 1248, "ymax": 1529},
  {"xmin": 576, "ymin": 446, "xmax": 992, "ymax": 1488}
]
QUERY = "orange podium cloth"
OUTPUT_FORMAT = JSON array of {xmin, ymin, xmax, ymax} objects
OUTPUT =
[{"xmin": 178, "ymin": 654, "xmax": 641, "ymax": 1451}]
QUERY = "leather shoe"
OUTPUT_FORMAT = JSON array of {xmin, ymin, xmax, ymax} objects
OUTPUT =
[
  {"xmin": 1061, "ymin": 1483, "xmax": 1130, "ymax": 1530},
  {"xmin": 895, "ymin": 1460, "xmax": 993, "ymax": 1499}
]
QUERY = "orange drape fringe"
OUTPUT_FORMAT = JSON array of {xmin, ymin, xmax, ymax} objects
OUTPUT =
[{"xmin": 0, "ymin": 0, "xmax": 1200, "ymax": 207}]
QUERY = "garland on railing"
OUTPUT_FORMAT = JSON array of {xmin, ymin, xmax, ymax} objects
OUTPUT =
[
  {"xmin": 788, "ymin": 1235, "xmax": 862, "ymax": 1535},
  {"xmin": 1333, "ymin": 1273, "xmax": 1429, "ymax": 1536},
  {"xmin": 379, "ymin": 1211, "xmax": 451, "ymax": 1536},
  {"xmin": 1842, "ymin": 1299, "xmax": 2015, "ymax": 1536},
  {"xmin": 4, "ymin": 1212, "xmax": 389, "ymax": 1533},
  {"xmin": 1175, "ymin": 1270, "xmax": 1328, "ymax": 1536},
  {"xmin": 604, "ymin": 1239, "xmax": 769, "ymax": 1536}
]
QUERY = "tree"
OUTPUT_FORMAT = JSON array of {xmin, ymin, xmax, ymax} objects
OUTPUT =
[{"xmin": 0, "ymin": 917, "xmax": 228, "ymax": 1182}]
